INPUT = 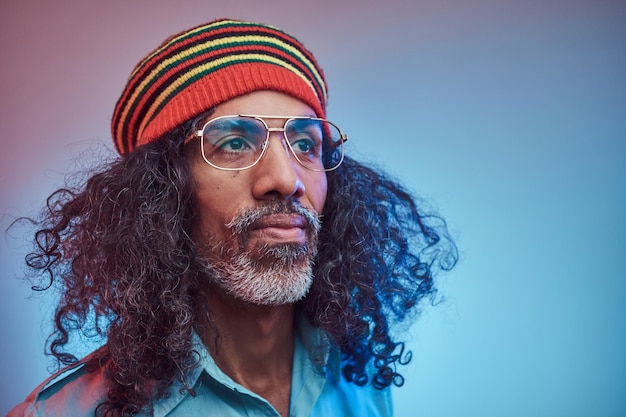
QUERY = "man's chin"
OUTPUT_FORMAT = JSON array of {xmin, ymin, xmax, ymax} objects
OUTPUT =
[{"xmin": 214, "ymin": 257, "xmax": 315, "ymax": 306}]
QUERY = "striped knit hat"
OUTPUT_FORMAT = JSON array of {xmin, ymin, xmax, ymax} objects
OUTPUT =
[{"xmin": 112, "ymin": 19, "xmax": 328, "ymax": 155}]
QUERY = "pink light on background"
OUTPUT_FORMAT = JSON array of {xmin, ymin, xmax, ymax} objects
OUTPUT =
[{"xmin": 1, "ymin": 1, "xmax": 625, "ymax": 416}]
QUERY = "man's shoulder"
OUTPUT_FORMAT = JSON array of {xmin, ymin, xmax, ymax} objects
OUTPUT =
[{"xmin": 7, "ymin": 356, "xmax": 110, "ymax": 417}]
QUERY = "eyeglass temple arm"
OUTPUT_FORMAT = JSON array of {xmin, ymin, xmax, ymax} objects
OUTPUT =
[{"xmin": 328, "ymin": 134, "xmax": 348, "ymax": 150}]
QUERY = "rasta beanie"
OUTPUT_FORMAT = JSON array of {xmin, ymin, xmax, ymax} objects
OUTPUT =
[{"xmin": 111, "ymin": 18, "xmax": 328, "ymax": 155}]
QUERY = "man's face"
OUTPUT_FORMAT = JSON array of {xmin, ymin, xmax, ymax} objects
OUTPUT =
[{"xmin": 187, "ymin": 90, "xmax": 328, "ymax": 305}]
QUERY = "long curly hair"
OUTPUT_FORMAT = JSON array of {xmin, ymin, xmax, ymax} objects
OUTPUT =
[{"xmin": 24, "ymin": 112, "xmax": 457, "ymax": 416}]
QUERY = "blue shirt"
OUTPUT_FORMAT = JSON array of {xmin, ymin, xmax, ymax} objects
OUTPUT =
[{"xmin": 9, "ymin": 317, "xmax": 392, "ymax": 416}]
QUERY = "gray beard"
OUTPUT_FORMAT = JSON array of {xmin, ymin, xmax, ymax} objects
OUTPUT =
[
  {"xmin": 207, "ymin": 243, "xmax": 316, "ymax": 305},
  {"xmin": 198, "ymin": 201, "xmax": 321, "ymax": 306}
]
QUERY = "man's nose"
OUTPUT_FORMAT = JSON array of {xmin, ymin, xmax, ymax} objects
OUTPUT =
[{"xmin": 251, "ymin": 132, "xmax": 305, "ymax": 200}]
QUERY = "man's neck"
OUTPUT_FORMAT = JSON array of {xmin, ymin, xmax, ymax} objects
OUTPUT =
[{"xmin": 196, "ymin": 287, "xmax": 295, "ymax": 415}]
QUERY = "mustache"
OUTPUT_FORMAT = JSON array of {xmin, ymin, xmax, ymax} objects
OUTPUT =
[{"xmin": 225, "ymin": 200, "xmax": 321, "ymax": 236}]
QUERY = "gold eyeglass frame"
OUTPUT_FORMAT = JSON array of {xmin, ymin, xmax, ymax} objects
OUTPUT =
[{"xmin": 193, "ymin": 114, "xmax": 348, "ymax": 172}]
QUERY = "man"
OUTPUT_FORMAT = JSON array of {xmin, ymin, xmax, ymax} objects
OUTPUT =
[{"xmin": 9, "ymin": 19, "xmax": 456, "ymax": 417}]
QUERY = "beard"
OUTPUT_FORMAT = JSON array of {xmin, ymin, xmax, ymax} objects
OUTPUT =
[{"xmin": 196, "ymin": 200, "xmax": 321, "ymax": 306}]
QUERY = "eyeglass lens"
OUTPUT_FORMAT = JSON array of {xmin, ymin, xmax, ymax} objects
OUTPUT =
[{"xmin": 200, "ymin": 116, "xmax": 343, "ymax": 170}]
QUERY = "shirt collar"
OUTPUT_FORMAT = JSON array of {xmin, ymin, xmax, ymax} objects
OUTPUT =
[{"xmin": 294, "ymin": 313, "xmax": 341, "ymax": 380}]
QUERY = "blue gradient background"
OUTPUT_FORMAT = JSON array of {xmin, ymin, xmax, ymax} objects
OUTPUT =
[{"xmin": 1, "ymin": 1, "xmax": 624, "ymax": 415}]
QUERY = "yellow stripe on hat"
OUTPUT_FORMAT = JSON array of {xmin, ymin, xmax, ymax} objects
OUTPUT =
[{"xmin": 136, "ymin": 53, "xmax": 320, "ymax": 138}]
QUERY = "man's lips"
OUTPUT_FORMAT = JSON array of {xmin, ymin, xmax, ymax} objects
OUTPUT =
[{"xmin": 248, "ymin": 214, "xmax": 308, "ymax": 242}]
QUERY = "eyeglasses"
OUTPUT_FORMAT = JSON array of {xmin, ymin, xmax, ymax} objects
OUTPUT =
[{"xmin": 193, "ymin": 115, "xmax": 347, "ymax": 171}]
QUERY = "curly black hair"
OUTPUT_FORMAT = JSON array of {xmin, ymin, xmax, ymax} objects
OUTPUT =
[{"xmin": 24, "ymin": 112, "xmax": 457, "ymax": 416}]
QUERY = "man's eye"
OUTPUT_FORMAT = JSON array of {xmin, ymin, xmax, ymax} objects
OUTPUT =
[
  {"xmin": 214, "ymin": 136, "xmax": 254, "ymax": 152},
  {"xmin": 292, "ymin": 137, "xmax": 318, "ymax": 155}
]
